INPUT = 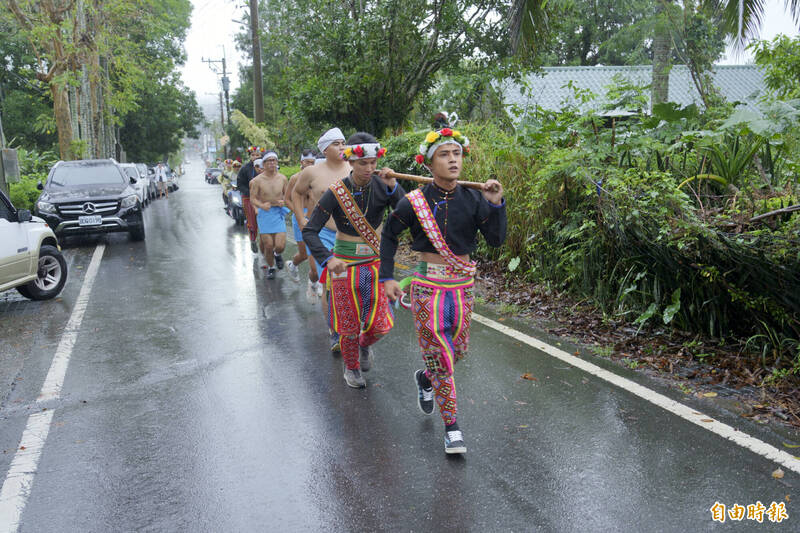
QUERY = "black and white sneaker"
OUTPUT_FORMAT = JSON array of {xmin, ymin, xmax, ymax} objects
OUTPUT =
[
  {"xmin": 444, "ymin": 430, "xmax": 466, "ymax": 454},
  {"xmin": 266, "ymin": 267, "xmax": 276, "ymax": 280},
  {"xmin": 415, "ymin": 370, "xmax": 434, "ymax": 415},
  {"xmin": 274, "ymin": 253, "xmax": 285, "ymax": 269},
  {"xmin": 359, "ymin": 345, "xmax": 373, "ymax": 372}
]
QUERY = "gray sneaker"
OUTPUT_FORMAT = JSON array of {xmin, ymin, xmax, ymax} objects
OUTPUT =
[
  {"xmin": 444, "ymin": 430, "xmax": 466, "ymax": 454},
  {"xmin": 286, "ymin": 260, "xmax": 300, "ymax": 281},
  {"xmin": 343, "ymin": 367, "xmax": 366, "ymax": 388},
  {"xmin": 359, "ymin": 345, "xmax": 373, "ymax": 372}
]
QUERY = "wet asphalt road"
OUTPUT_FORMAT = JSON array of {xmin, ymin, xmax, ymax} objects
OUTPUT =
[{"xmin": 1, "ymin": 160, "xmax": 799, "ymax": 532}]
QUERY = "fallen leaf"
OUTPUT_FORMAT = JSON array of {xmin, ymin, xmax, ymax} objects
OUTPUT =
[
  {"xmin": 518, "ymin": 425, "xmax": 529, "ymax": 428},
  {"xmin": 19, "ymin": 446, "xmax": 25, "ymax": 451},
  {"xmin": 514, "ymin": 401, "xmax": 528, "ymax": 405},
  {"xmin": 786, "ymin": 495, "xmax": 791, "ymax": 502},
  {"xmin": 703, "ymin": 392, "xmax": 718, "ymax": 398},
  {"xmin": 521, "ymin": 373, "xmax": 538, "ymax": 381},
  {"xmin": 772, "ymin": 468, "xmax": 785, "ymax": 479},
  {"xmin": 700, "ymin": 419, "xmax": 714, "ymax": 423},
  {"xmin": 782, "ymin": 442, "xmax": 800, "ymax": 449}
]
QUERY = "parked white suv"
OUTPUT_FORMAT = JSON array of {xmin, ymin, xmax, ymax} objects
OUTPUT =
[{"xmin": 0, "ymin": 188, "xmax": 68, "ymax": 300}]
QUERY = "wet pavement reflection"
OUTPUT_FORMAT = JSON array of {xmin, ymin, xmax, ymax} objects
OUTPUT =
[{"xmin": 1, "ymin": 160, "xmax": 798, "ymax": 531}]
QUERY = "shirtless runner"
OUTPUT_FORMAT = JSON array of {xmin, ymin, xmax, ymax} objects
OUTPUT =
[
  {"xmin": 249, "ymin": 151, "xmax": 289, "ymax": 279},
  {"xmin": 284, "ymin": 150, "xmax": 319, "ymax": 289},
  {"xmin": 291, "ymin": 128, "xmax": 350, "ymax": 351}
]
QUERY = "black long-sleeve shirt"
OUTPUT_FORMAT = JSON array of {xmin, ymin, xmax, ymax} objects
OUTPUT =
[
  {"xmin": 302, "ymin": 174, "xmax": 406, "ymax": 266},
  {"xmin": 237, "ymin": 161, "xmax": 256, "ymax": 197},
  {"xmin": 379, "ymin": 183, "xmax": 507, "ymax": 280}
]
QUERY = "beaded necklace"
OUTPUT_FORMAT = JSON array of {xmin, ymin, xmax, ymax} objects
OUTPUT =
[
  {"xmin": 431, "ymin": 183, "xmax": 455, "ymax": 240},
  {"xmin": 348, "ymin": 175, "xmax": 372, "ymax": 224}
]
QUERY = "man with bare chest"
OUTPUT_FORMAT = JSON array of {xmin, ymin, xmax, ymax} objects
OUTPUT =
[
  {"xmin": 250, "ymin": 151, "xmax": 289, "ymax": 279},
  {"xmin": 291, "ymin": 127, "xmax": 350, "ymax": 349}
]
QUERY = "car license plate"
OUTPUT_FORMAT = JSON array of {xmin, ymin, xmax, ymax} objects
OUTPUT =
[{"xmin": 78, "ymin": 215, "xmax": 102, "ymax": 226}]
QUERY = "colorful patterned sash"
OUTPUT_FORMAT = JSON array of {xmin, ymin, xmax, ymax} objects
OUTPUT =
[
  {"xmin": 407, "ymin": 188, "xmax": 477, "ymax": 278},
  {"xmin": 330, "ymin": 179, "xmax": 381, "ymax": 255}
]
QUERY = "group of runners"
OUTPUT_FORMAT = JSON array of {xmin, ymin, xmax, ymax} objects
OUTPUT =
[{"xmin": 234, "ymin": 126, "xmax": 507, "ymax": 455}]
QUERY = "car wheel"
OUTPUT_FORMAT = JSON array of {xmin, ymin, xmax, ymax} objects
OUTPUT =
[
  {"xmin": 15, "ymin": 285, "xmax": 32, "ymax": 298},
  {"xmin": 22, "ymin": 245, "xmax": 68, "ymax": 300},
  {"xmin": 130, "ymin": 223, "xmax": 145, "ymax": 241},
  {"xmin": 129, "ymin": 214, "xmax": 146, "ymax": 241}
]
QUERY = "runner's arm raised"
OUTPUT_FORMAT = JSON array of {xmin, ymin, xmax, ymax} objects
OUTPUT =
[
  {"xmin": 302, "ymin": 189, "xmax": 338, "ymax": 267},
  {"xmin": 291, "ymin": 169, "xmax": 312, "ymax": 229},
  {"xmin": 475, "ymin": 184, "xmax": 507, "ymax": 247},
  {"xmin": 284, "ymin": 173, "xmax": 300, "ymax": 211}
]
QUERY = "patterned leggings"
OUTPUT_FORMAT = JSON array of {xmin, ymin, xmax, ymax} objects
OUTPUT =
[
  {"xmin": 329, "ymin": 259, "xmax": 394, "ymax": 370},
  {"xmin": 411, "ymin": 276, "xmax": 474, "ymax": 426}
]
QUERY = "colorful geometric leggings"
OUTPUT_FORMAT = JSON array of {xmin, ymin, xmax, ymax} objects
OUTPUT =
[
  {"xmin": 411, "ymin": 276, "xmax": 474, "ymax": 426},
  {"xmin": 329, "ymin": 258, "xmax": 394, "ymax": 370}
]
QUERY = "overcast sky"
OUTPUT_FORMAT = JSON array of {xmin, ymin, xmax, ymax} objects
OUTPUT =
[{"xmin": 180, "ymin": 0, "xmax": 800, "ymax": 119}]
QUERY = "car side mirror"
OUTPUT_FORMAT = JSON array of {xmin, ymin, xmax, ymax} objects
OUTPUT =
[
  {"xmin": 17, "ymin": 209, "xmax": 32, "ymax": 223},
  {"xmin": 37, "ymin": 182, "xmax": 44, "ymax": 190},
  {"xmin": 129, "ymin": 176, "xmax": 137, "ymax": 184}
]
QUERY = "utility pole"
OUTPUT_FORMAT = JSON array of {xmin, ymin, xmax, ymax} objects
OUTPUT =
[
  {"xmin": 249, "ymin": 0, "xmax": 264, "ymax": 123},
  {"xmin": 201, "ymin": 49, "xmax": 232, "ymax": 127}
]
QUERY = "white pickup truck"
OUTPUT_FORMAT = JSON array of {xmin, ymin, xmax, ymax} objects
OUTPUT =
[{"xmin": 0, "ymin": 188, "xmax": 68, "ymax": 300}]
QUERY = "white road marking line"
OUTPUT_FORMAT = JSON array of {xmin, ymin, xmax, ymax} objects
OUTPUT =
[
  {"xmin": 472, "ymin": 313, "xmax": 800, "ymax": 475},
  {"xmin": 38, "ymin": 244, "xmax": 105, "ymax": 402},
  {"xmin": 0, "ymin": 243, "xmax": 104, "ymax": 532},
  {"xmin": 0, "ymin": 410, "xmax": 55, "ymax": 533}
]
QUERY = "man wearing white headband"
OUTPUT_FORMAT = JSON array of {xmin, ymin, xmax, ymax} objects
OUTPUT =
[
  {"xmin": 303, "ymin": 132, "xmax": 404, "ymax": 389},
  {"xmin": 249, "ymin": 151, "xmax": 289, "ymax": 279},
  {"xmin": 285, "ymin": 149, "xmax": 320, "ymax": 289},
  {"xmin": 380, "ymin": 128, "xmax": 506, "ymax": 454},
  {"xmin": 292, "ymin": 127, "xmax": 349, "ymax": 352}
]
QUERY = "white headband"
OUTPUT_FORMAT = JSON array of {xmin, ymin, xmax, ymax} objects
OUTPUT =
[
  {"xmin": 425, "ymin": 139, "xmax": 463, "ymax": 160},
  {"xmin": 300, "ymin": 153, "xmax": 315, "ymax": 162},
  {"xmin": 317, "ymin": 127, "xmax": 345, "ymax": 153},
  {"xmin": 262, "ymin": 152, "xmax": 278, "ymax": 163},
  {"xmin": 344, "ymin": 143, "xmax": 383, "ymax": 160},
  {"xmin": 254, "ymin": 159, "xmax": 263, "ymax": 167}
]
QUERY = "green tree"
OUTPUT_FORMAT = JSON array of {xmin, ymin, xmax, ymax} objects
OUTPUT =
[
  {"xmin": 750, "ymin": 35, "xmax": 800, "ymax": 99},
  {"xmin": 120, "ymin": 75, "xmax": 203, "ymax": 163},
  {"xmin": 238, "ymin": 0, "xmax": 514, "ymax": 136}
]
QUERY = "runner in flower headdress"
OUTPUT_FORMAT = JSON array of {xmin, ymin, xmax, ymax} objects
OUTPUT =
[
  {"xmin": 303, "ymin": 132, "xmax": 405, "ymax": 388},
  {"xmin": 380, "ymin": 128, "xmax": 506, "ymax": 454}
]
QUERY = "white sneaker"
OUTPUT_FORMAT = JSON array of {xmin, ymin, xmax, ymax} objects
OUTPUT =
[
  {"xmin": 306, "ymin": 280, "xmax": 317, "ymax": 303},
  {"xmin": 315, "ymin": 281, "xmax": 324, "ymax": 297},
  {"xmin": 286, "ymin": 260, "xmax": 299, "ymax": 281}
]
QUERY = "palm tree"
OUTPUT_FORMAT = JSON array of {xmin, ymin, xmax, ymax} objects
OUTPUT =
[
  {"xmin": 509, "ymin": 0, "xmax": 550, "ymax": 57},
  {"xmin": 712, "ymin": 0, "xmax": 800, "ymax": 49}
]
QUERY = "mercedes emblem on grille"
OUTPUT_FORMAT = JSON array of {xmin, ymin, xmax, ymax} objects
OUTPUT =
[{"xmin": 82, "ymin": 202, "xmax": 96, "ymax": 214}]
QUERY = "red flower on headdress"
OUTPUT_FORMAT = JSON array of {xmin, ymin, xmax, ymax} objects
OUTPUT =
[
  {"xmin": 440, "ymin": 128, "xmax": 453, "ymax": 137},
  {"xmin": 377, "ymin": 147, "xmax": 386, "ymax": 158},
  {"xmin": 354, "ymin": 145, "xmax": 365, "ymax": 157},
  {"xmin": 415, "ymin": 154, "xmax": 425, "ymax": 164}
]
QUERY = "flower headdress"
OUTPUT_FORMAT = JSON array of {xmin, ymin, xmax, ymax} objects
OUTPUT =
[
  {"xmin": 342, "ymin": 143, "xmax": 387, "ymax": 161},
  {"xmin": 247, "ymin": 145, "xmax": 263, "ymax": 154},
  {"xmin": 414, "ymin": 128, "xmax": 470, "ymax": 166}
]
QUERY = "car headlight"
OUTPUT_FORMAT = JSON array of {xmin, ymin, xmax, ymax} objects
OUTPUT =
[
  {"xmin": 121, "ymin": 194, "xmax": 139, "ymax": 208},
  {"xmin": 37, "ymin": 201, "xmax": 56, "ymax": 214}
]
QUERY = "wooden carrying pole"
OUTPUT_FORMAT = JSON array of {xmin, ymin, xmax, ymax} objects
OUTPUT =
[{"xmin": 385, "ymin": 170, "xmax": 496, "ymax": 192}]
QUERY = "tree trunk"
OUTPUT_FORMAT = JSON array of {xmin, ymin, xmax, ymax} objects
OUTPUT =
[
  {"xmin": 51, "ymin": 82, "xmax": 74, "ymax": 159},
  {"xmin": 651, "ymin": 2, "xmax": 672, "ymax": 109}
]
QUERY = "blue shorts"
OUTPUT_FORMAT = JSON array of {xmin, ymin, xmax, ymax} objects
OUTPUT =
[
  {"xmin": 313, "ymin": 227, "xmax": 337, "ymax": 274},
  {"xmin": 257, "ymin": 206, "xmax": 290, "ymax": 235},
  {"xmin": 291, "ymin": 209, "xmax": 307, "ymax": 242}
]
